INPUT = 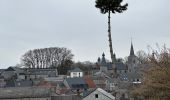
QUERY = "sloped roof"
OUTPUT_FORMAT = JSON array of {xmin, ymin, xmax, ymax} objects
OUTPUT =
[
  {"xmin": 70, "ymin": 67, "xmax": 82, "ymax": 72},
  {"xmin": 5, "ymin": 67, "xmax": 15, "ymax": 71},
  {"xmin": 106, "ymin": 63, "xmax": 113, "ymax": 70},
  {"xmin": 15, "ymin": 80, "xmax": 33, "ymax": 87},
  {"xmin": 97, "ymin": 88, "xmax": 115, "ymax": 100},
  {"xmin": 27, "ymin": 68, "xmax": 57, "ymax": 76},
  {"xmin": 115, "ymin": 62, "xmax": 127, "ymax": 70},
  {"xmin": 84, "ymin": 88, "xmax": 115, "ymax": 100},
  {"xmin": 66, "ymin": 77, "xmax": 87, "ymax": 89},
  {"xmin": 5, "ymin": 67, "xmax": 24, "ymax": 74},
  {"xmin": 130, "ymin": 42, "xmax": 135, "ymax": 56}
]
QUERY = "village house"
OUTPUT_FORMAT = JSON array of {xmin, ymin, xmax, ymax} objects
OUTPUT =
[
  {"xmin": 68, "ymin": 67, "xmax": 83, "ymax": 78},
  {"xmin": 83, "ymin": 88, "xmax": 115, "ymax": 100}
]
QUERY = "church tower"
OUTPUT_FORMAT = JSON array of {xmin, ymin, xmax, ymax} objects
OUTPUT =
[
  {"xmin": 130, "ymin": 42, "xmax": 135, "ymax": 56},
  {"xmin": 99, "ymin": 53, "xmax": 108, "ymax": 72},
  {"xmin": 127, "ymin": 42, "xmax": 138, "ymax": 73}
]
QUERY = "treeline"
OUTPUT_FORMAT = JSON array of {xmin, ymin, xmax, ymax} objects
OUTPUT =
[{"xmin": 21, "ymin": 47, "xmax": 73, "ymax": 69}]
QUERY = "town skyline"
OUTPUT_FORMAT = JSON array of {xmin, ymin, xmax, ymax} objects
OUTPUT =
[{"xmin": 0, "ymin": 0, "xmax": 170, "ymax": 68}]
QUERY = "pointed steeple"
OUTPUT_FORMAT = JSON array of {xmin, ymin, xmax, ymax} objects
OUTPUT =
[
  {"xmin": 130, "ymin": 41, "xmax": 135, "ymax": 56},
  {"xmin": 102, "ymin": 52, "xmax": 105, "ymax": 57},
  {"xmin": 101, "ymin": 52, "xmax": 106, "ymax": 64}
]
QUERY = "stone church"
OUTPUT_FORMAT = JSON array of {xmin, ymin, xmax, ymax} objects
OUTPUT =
[{"xmin": 96, "ymin": 42, "xmax": 141, "ymax": 83}]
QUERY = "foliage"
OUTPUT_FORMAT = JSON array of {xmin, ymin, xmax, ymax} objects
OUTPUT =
[
  {"xmin": 132, "ymin": 47, "xmax": 170, "ymax": 100},
  {"xmin": 21, "ymin": 47, "xmax": 74, "ymax": 69},
  {"xmin": 57, "ymin": 59, "xmax": 73, "ymax": 75},
  {"xmin": 95, "ymin": 0, "xmax": 128, "ymax": 14},
  {"xmin": 136, "ymin": 50, "xmax": 148, "ymax": 64}
]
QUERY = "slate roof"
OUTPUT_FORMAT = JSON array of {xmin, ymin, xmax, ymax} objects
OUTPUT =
[
  {"xmin": 44, "ymin": 76, "xmax": 66, "ymax": 82},
  {"xmin": 115, "ymin": 62, "xmax": 127, "ymax": 70},
  {"xmin": 27, "ymin": 68, "xmax": 57, "ymax": 77},
  {"xmin": 15, "ymin": 80, "xmax": 33, "ymax": 87},
  {"xmin": 5, "ymin": 67, "xmax": 15, "ymax": 71},
  {"xmin": 118, "ymin": 72, "xmax": 141, "ymax": 82},
  {"xmin": 6, "ymin": 80, "xmax": 33, "ymax": 87},
  {"xmin": 5, "ymin": 67, "xmax": 24, "ymax": 74},
  {"xmin": 106, "ymin": 63, "xmax": 113, "ymax": 70},
  {"xmin": 119, "ymin": 73, "xmax": 128, "ymax": 81},
  {"xmin": 65, "ymin": 77, "xmax": 88, "ymax": 89},
  {"xmin": 70, "ymin": 67, "xmax": 82, "ymax": 72}
]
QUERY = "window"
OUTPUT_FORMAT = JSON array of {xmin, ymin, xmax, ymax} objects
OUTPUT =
[
  {"xmin": 124, "ymin": 70, "xmax": 127, "ymax": 73},
  {"xmin": 95, "ymin": 94, "xmax": 99, "ymax": 98},
  {"xmin": 79, "ymin": 72, "xmax": 80, "ymax": 77},
  {"xmin": 95, "ymin": 94, "xmax": 98, "ymax": 98}
]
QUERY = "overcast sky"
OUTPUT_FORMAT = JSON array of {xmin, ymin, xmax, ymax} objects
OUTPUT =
[{"xmin": 0, "ymin": 0, "xmax": 170, "ymax": 68}]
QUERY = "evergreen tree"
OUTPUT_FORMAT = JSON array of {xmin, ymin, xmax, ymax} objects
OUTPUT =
[{"xmin": 95, "ymin": 0, "xmax": 128, "ymax": 63}]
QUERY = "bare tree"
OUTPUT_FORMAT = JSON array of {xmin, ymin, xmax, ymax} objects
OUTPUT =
[
  {"xmin": 21, "ymin": 47, "xmax": 74, "ymax": 69},
  {"xmin": 136, "ymin": 50, "xmax": 148, "ymax": 64},
  {"xmin": 132, "ymin": 46, "xmax": 170, "ymax": 100}
]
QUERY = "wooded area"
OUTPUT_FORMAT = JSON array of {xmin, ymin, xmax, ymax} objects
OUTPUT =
[{"xmin": 21, "ymin": 47, "xmax": 73, "ymax": 69}]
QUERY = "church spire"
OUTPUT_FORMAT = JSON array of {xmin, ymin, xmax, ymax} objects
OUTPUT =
[
  {"xmin": 130, "ymin": 41, "xmax": 135, "ymax": 56},
  {"xmin": 101, "ymin": 52, "xmax": 106, "ymax": 64}
]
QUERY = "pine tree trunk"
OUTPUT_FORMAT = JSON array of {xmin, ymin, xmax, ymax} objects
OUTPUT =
[{"xmin": 108, "ymin": 11, "xmax": 114, "ymax": 63}]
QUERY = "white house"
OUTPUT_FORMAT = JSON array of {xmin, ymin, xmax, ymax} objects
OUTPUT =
[
  {"xmin": 69, "ymin": 67, "xmax": 83, "ymax": 78},
  {"xmin": 83, "ymin": 88, "xmax": 115, "ymax": 100}
]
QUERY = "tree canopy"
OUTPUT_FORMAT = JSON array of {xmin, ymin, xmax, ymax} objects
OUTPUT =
[
  {"xmin": 21, "ymin": 47, "xmax": 74, "ymax": 69},
  {"xmin": 95, "ymin": 0, "xmax": 128, "ymax": 14}
]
